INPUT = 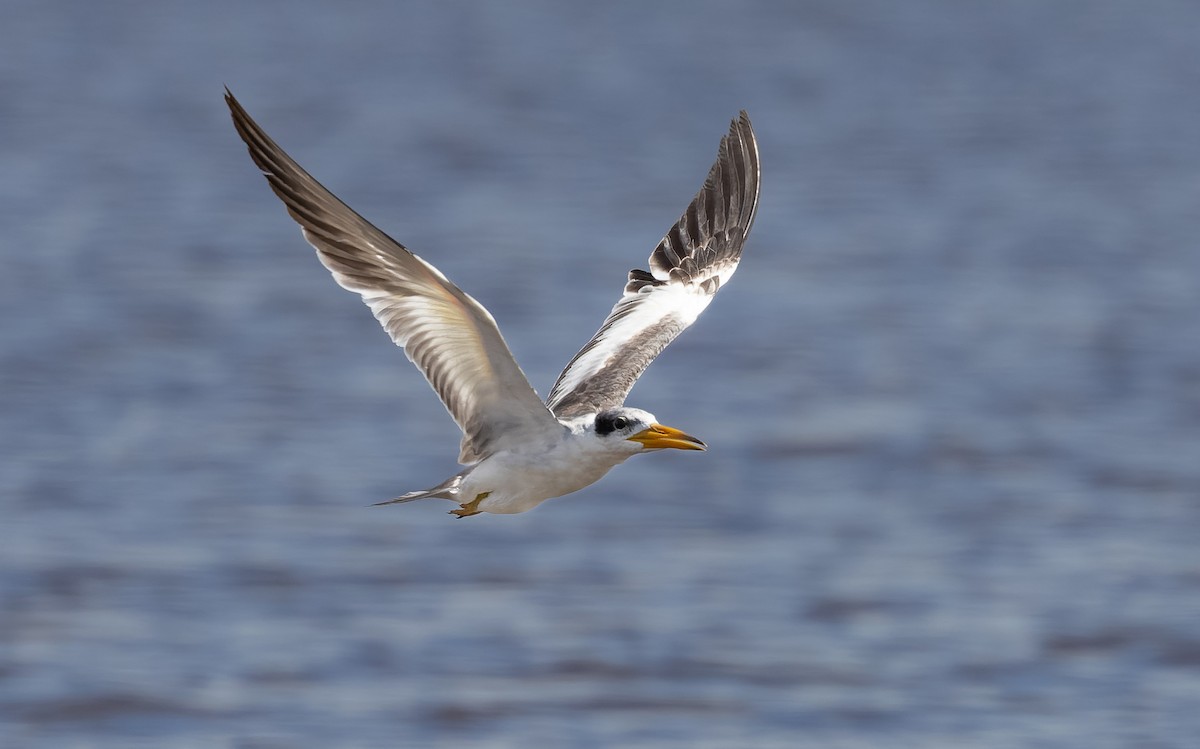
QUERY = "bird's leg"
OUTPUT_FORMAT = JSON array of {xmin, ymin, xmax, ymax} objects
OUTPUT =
[{"xmin": 450, "ymin": 491, "xmax": 491, "ymax": 518}]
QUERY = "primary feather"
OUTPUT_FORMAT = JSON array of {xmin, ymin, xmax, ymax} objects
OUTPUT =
[
  {"xmin": 546, "ymin": 112, "xmax": 759, "ymax": 418},
  {"xmin": 226, "ymin": 90, "xmax": 561, "ymax": 463}
]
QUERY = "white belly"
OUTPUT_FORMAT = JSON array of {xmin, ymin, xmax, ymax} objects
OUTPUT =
[{"xmin": 461, "ymin": 442, "xmax": 628, "ymax": 514}]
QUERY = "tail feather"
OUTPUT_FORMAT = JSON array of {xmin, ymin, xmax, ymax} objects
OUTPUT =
[{"xmin": 373, "ymin": 474, "xmax": 464, "ymax": 507}]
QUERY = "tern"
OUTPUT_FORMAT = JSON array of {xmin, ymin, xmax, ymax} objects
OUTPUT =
[{"xmin": 226, "ymin": 90, "xmax": 759, "ymax": 516}]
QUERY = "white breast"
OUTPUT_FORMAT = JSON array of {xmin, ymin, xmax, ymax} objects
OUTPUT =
[{"xmin": 461, "ymin": 435, "xmax": 631, "ymax": 514}]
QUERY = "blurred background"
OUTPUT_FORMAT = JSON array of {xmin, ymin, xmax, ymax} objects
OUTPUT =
[{"xmin": 3, "ymin": 1, "xmax": 1199, "ymax": 747}]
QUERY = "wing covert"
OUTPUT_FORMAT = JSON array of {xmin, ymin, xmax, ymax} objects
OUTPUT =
[
  {"xmin": 546, "ymin": 111, "xmax": 760, "ymax": 418},
  {"xmin": 226, "ymin": 90, "xmax": 561, "ymax": 462}
]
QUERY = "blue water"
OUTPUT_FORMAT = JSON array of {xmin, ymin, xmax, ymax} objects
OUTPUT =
[{"xmin": 3, "ymin": 1, "xmax": 1199, "ymax": 746}]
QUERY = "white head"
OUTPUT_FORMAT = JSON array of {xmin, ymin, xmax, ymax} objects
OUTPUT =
[{"xmin": 583, "ymin": 407, "xmax": 707, "ymax": 456}]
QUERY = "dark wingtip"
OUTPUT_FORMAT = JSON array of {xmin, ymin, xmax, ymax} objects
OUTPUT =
[
  {"xmin": 728, "ymin": 109, "xmax": 760, "ymax": 236},
  {"xmin": 729, "ymin": 110, "xmax": 753, "ymax": 141}
]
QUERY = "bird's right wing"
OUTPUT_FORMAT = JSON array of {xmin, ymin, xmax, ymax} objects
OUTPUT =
[
  {"xmin": 546, "ymin": 112, "xmax": 759, "ymax": 418},
  {"xmin": 226, "ymin": 90, "xmax": 561, "ymax": 463}
]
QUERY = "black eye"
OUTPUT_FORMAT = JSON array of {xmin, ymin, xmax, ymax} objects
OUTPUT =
[{"xmin": 595, "ymin": 412, "xmax": 631, "ymax": 436}]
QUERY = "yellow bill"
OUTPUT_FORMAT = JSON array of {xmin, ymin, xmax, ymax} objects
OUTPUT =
[{"xmin": 626, "ymin": 423, "xmax": 707, "ymax": 451}]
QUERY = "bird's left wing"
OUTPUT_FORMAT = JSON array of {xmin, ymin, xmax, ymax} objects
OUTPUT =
[
  {"xmin": 226, "ymin": 90, "xmax": 561, "ymax": 463},
  {"xmin": 546, "ymin": 111, "xmax": 760, "ymax": 418}
]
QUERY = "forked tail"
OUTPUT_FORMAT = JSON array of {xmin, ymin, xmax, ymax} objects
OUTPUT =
[{"xmin": 372, "ymin": 473, "xmax": 465, "ymax": 507}]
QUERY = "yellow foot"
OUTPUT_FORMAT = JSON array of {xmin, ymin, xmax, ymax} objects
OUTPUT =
[{"xmin": 450, "ymin": 491, "xmax": 491, "ymax": 519}]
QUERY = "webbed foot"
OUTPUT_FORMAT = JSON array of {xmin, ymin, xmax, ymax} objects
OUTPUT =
[{"xmin": 450, "ymin": 491, "xmax": 491, "ymax": 519}]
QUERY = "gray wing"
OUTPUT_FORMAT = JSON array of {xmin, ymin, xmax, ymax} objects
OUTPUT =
[
  {"xmin": 546, "ymin": 111, "xmax": 760, "ymax": 418},
  {"xmin": 226, "ymin": 90, "xmax": 562, "ymax": 463}
]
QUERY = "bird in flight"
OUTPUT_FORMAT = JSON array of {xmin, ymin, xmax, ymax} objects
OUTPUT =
[{"xmin": 226, "ymin": 90, "xmax": 759, "ymax": 517}]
